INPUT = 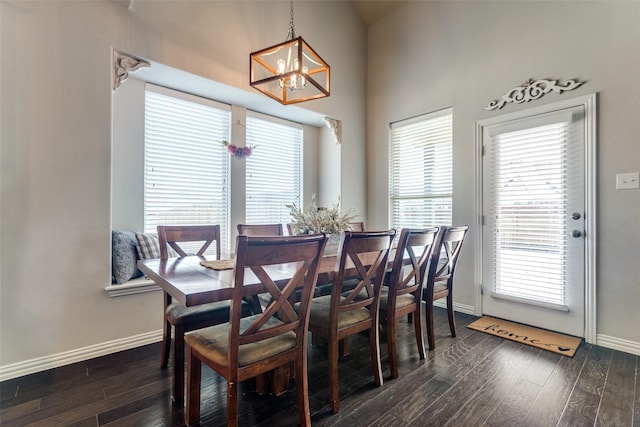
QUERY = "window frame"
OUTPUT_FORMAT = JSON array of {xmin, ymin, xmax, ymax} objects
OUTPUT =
[
  {"xmin": 110, "ymin": 75, "xmax": 319, "ymax": 294},
  {"xmin": 143, "ymin": 84, "xmax": 232, "ymax": 252},
  {"xmin": 244, "ymin": 110, "xmax": 303, "ymax": 226},
  {"xmin": 388, "ymin": 108, "xmax": 453, "ymax": 230}
]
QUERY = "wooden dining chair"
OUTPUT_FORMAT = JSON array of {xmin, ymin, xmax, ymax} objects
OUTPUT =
[
  {"xmin": 184, "ymin": 234, "xmax": 328, "ymax": 427},
  {"xmin": 157, "ymin": 225, "xmax": 249, "ymax": 403},
  {"xmin": 423, "ymin": 225, "xmax": 469, "ymax": 350},
  {"xmin": 306, "ymin": 230, "xmax": 396, "ymax": 413},
  {"xmin": 237, "ymin": 223, "xmax": 284, "ymax": 236},
  {"xmin": 380, "ymin": 227, "xmax": 438, "ymax": 378},
  {"xmin": 348, "ymin": 221, "xmax": 366, "ymax": 231},
  {"xmin": 286, "ymin": 223, "xmax": 295, "ymax": 235},
  {"xmin": 236, "ymin": 223, "xmax": 284, "ymax": 313}
]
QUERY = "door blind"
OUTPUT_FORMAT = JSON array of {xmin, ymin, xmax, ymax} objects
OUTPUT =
[
  {"xmin": 245, "ymin": 113, "xmax": 302, "ymax": 225},
  {"xmin": 490, "ymin": 121, "xmax": 570, "ymax": 307},
  {"xmin": 144, "ymin": 84, "xmax": 231, "ymax": 252},
  {"xmin": 389, "ymin": 109, "xmax": 452, "ymax": 229}
]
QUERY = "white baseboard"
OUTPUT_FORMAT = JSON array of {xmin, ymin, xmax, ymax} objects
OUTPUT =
[
  {"xmin": 433, "ymin": 299, "xmax": 476, "ymax": 316},
  {"xmin": 3, "ymin": 319, "xmax": 637, "ymax": 383},
  {"xmin": 436, "ymin": 302, "xmax": 640, "ymax": 356},
  {"xmin": 596, "ymin": 334, "xmax": 640, "ymax": 356},
  {"xmin": 0, "ymin": 330, "xmax": 163, "ymax": 382}
]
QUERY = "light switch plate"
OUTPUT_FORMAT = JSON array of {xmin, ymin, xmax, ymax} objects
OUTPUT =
[{"xmin": 616, "ymin": 172, "xmax": 640, "ymax": 190}]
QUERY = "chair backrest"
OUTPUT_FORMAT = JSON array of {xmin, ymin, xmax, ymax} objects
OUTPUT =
[
  {"xmin": 425, "ymin": 225, "xmax": 469, "ymax": 299},
  {"xmin": 349, "ymin": 222, "xmax": 366, "ymax": 232},
  {"xmin": 157, "ymin": 225, "xmax": 221, "ymax": 260},
  {"xmin": 330, "ymin": 230, "xmax": 396, "ymax": 316},
  {"xmin": 237, "ymin": 223, "xmax": 284, "ymax": 236},
  {"xmin": 386, "ymin": 227, "xmax": 439, "ymax": 306},
  {"xmin": 228, "ymin": 234, "xmax": 328, "ymax": 365}
]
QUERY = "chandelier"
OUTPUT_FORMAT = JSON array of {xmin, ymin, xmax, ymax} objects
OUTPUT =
[{"xmin": 249, "ymin": 0, "xmax": 330, "ymax": 105}]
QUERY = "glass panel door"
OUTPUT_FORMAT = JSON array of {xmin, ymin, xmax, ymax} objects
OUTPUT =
[{"xmin": 481, "ymin": 105, "xmax": 586, "ymax": 337}]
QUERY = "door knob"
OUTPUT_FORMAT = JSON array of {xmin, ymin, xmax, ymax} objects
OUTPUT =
[{"xmin": 571, "ymin": 230, "xmax": 583, "ymax": 238}]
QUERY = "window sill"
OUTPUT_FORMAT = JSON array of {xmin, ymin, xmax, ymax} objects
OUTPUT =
[{"xmin": 104, "ymin": 277, "xmax": 160, "ymax": 297}]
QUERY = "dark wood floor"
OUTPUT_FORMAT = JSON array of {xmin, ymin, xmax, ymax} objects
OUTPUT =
[{"xmin": 1, "ymin": 308, "xmax": 638, "ymax": 426}]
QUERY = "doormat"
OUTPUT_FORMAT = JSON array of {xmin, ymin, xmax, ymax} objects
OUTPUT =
[{"xmin": 467, "ymin": 316, "xmax": 581, "ymax": 357}]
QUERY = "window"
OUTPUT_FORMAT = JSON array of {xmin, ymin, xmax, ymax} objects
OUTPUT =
[
  {"xmin": 389, "ymin": 108, "xmax": 453, "ymax": 229},
  {"xmin": 245, "ymin": 112, "xmax": 302, "ymax": 224},
  {"xmin": 110, "ymin": 69, "xmax": 319, "ymax": 294},
  {"xmin": 144, "ymin": 84, "xmax": 231, "ymax": 248}
]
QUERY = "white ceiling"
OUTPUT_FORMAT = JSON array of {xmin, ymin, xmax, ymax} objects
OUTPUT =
[{"xmin": 352, "ymin": 0, "xmax": 407, "ymax": 26}]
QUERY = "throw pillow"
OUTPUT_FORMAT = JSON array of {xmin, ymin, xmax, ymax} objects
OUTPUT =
[
  {"xmin": 112, "ymin": 230, "xmax": 143, "ymax": 284},
  {"xmin": 135, "ymin": 232, "xmax": 161, "ymax": 259}
]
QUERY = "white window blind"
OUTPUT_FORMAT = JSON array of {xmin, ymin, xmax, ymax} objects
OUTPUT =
[
  {"xmin": 245, "ymin": 113, "xmax": 302, "ymax": 225},
  {"xmin": 144, "ymin": 84, "xmax": 231, "ymax": 252},
  {"xmin": 490, "ymin": 119, "xmax": 570, "ymax": 307},
  {"xmin": 389, "ymin": 109, "xmax": 453, "ymax": 229}
]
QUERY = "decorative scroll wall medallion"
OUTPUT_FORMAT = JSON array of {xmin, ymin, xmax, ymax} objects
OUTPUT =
[
  {"xmin": 484, "ymin": 78, "xmax": 584, "ymax": 111},
  {"xmin": 323, "ymin": 117, "xmax": 342, "ymax": 144},
  {"xmin": 113, "ymin": 50, "xmax": 150, "ymax": 91}
]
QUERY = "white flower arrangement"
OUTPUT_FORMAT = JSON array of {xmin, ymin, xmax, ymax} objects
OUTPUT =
[{"xmin": 287, "ymin": 195, "xmax": 357, "ymax": 235}]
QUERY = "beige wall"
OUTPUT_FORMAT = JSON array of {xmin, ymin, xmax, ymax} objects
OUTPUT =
[
  {"xmin": 0, "ymin": 0, "xmax": 367, "ymax": 375},
  {"xmin": 2, "ymin": 0, "xmax": 638, "ymax": 378},
  {"xmin": 366, "ymin": 1, "xmax": 640, "ymax": 349}
]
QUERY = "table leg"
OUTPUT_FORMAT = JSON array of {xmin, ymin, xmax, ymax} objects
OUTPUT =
[{"xmin": 172, "ymin": 325, "xmax": 185, "ymax": 404}]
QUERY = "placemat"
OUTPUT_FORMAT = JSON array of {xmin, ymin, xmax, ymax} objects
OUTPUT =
[{"xmin": 200, "ymin": 259, "xmax": 235, "ymax": 270}]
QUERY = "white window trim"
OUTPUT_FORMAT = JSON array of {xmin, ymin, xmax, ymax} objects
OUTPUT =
[{"xmin": 105, "ymin": 277, "xmax": 160, "ymax": 297}]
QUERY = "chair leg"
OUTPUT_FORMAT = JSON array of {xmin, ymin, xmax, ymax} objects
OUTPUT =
[
  {"xmin": 328, "ymin": 337, "xmax": 340, "ymax": 413},
  {"xmin": 227, "ymin": 377, "xmax": 239, "ymax": 427},
  {"xmin": 386, "ymin": 313, "xmax": 399, "ymax": 379},
  {"xmin": 256, "ymin": 373, "xmax": 269, "ymax": 395},
  {"xmin": 447, "ymin": 292, "xmax": 456, "ymax": 337},
  {"xmin": 311, "ymin": 332, "xmax": 323, "ymax": 346},
  {"xmin": 295, "ymin": 356, "xmax": 312, "ymax": 426},
  {"xmin": 244, "ymin": 295, "xmax": 263, "ymax": 315},
  {"xmin": 185, "ymin": 347, "xmax": 202, "ymax": 426},
  {"xmin": 173, "ymin": 324, "xmax": 185, "ymax": 403},
  {"xmin": 425, "ymin": 299, "xmax": 436, "ymax": 350},
  {"xmin": 414, "ymin": 303, "xmax": 426, "ymax": 360},
  {"xmin": 339, "ymin": 337, "xmax": 350, "ymax": 357},
  {"xmin": 369, "ymin": 323, "xmax": 383, "ymax": 387},
  {"xmin": 272, "ymin": 365, "xmax": 291, "ymax": 396},
  {"xmin": 161, "ymin": 319, "xmax": 172, "ymax": 368}
]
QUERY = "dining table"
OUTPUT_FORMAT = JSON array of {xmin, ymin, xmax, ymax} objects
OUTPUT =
[
  {"xmin": 138, "ymin": 253, "xmax": 345, "ymax": 307},
  {"xmin": 137, "ymin": 248, "xmax": 397, "ymax": 403}
]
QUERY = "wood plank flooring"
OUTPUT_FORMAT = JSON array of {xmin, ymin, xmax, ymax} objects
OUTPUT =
[{"xmin": 1, "ymin": 308, "xmax": 638, "ymax": 426}]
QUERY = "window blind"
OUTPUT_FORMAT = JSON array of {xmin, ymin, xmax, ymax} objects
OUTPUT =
[
  {"xmin": 245, "ymin": 113, "xmax": 302, "ymax": 225},
  {"xmin": 490, "ymin": 120, "xmax": 569, "ymax": 307},
  {"xmin": 389, "ymin": 109, "xmax": 453, "ymax": 229},
  {"xmin": 144, "ymin": 84, "xmax": 231, "ymax": 253}
]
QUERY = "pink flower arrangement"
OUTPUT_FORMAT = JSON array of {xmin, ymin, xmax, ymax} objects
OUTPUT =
[{"xmin": 220, "ymin": 141, "xmax": 255, "ymax": 159}]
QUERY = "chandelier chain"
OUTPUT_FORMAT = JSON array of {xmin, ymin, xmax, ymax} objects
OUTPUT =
[{"xmin": 287, "ymin": 0, "xmax": 296, "ymax": 40}]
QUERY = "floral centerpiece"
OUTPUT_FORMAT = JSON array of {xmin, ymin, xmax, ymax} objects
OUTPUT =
[
  {"xmin": 220, "ymin": 140, "xmax": 255, "ymax": 159},
  {"xmin": 287, "ymin": 195, "xmax": 357, "ymax": 235}
]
